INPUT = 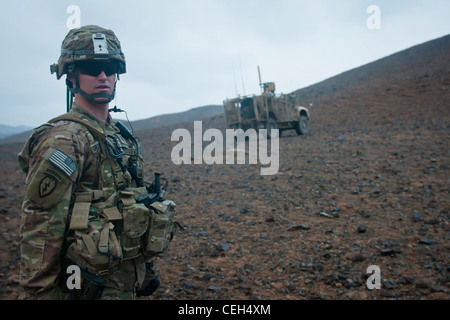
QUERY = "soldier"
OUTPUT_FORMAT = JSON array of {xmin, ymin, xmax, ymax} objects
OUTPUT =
[{"xmin": 17, "ymin": 25, "xmax": 176, "ymax": 299}]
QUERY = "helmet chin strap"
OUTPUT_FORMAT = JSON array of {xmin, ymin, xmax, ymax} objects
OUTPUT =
[{"xmin": 67, "ymin": 73, "xmax": 117, "ymax": 109}]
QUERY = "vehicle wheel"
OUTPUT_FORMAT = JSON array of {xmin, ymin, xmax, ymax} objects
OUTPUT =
[
  {"xmin": 295, "ymin": 116, "xmax": 309, "ymax": 135},
  {"xmin": 266, "ymin": 119, "xmax": 279, "ymax": 139}
]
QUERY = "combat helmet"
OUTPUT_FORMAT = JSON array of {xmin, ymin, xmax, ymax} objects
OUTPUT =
[{"xmin": 50, "ymin": 25, "xmax": 126, "ymax": 109}]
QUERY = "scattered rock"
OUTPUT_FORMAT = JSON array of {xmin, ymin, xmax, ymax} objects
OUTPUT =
[
  {"xmin": 419, "ymin": 238, "xmax": 437, "ymax": 245},
  {"xmin": 287, "ymin": 224, "xmax": 310, "ymax": 231},
  {"xmin": 357, "ymin": 224, "xmax": 366, "ymax": 233},
  {"xmin": 207, "ymin": 285, "xmax": 222, "ymax": 291},
  {"xmin": 216, "ymin": 242, "xmax": 230, "ymax": 252},
  {"xmin": 351, "ymin": 254, "xmax": 366, "ymax": 262},
  {"xmin": 240, "ymin": 207, "xmax": 249, "ymax": 214},
  {"xmin": 312, "ymin": 263, "xmax": 324, "ymax": 271},
  {"xmin": 181, "ymin": 281, "xmax": 200, "ymax": 289},
  {"xmin": 415, "ymin": 280, "xmax": 431, "ymax": 289},
  {"xmin": 379, "ymin": 248, "xmax": 402, "ymax": 256},
  {"xmin": 318, "ymin": 211, "xmax": 337, "ymax": 218},
  {"xmin": 381, "ymin": 291, "xmax": 397, "ymax": 298}
]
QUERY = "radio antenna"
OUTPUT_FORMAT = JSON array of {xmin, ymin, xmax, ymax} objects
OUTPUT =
[
  {"xmin": 232, "ymin": 57, "xmax": 238, "ymax": 96},
  {"xmin": 258, "ymin": 66, "xmax": 263, "ymax": 93},
  {"xmin": 238, "ymin": 55, "xmax": 245, "ymax": 96}
]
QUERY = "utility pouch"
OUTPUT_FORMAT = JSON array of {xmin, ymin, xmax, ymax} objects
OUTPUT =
[
  {"xmin": 65, "ymin": 192, "xmax": 123, "ymax": 276},
  {"xmin": 143, "ymin": 200, "xmax": 179, "ymax": 259},
  {"xmin": 65, "ymin": 218, "xmax": 123, "ymax": 276},
  {"xmin": 118, "ymin": 190, "xmax": 149, "ymax": 259}
]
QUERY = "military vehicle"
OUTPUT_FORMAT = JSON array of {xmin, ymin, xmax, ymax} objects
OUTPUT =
[{"xmin": 223, "ymin": 67, "xmax": 310, "ymax": 139}]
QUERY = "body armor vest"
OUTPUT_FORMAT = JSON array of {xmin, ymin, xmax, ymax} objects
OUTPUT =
[{"xmin": 48, "ymin": 114, "xmax": 178, "ymax": 277}]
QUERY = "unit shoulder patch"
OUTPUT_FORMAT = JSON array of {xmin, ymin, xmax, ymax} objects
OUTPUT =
[{"xmin": 39, "ymin": 175, "xmax": 57, "ymax": 197}]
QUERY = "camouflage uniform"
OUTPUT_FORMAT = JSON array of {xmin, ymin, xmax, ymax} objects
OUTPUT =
[
  {"xmin": 18, "ymin": 25, "xmax": 176, "ymax": 300},
  {"xmin": 18, "ymin": 102, "xmax": 147, "ymax": 299}
]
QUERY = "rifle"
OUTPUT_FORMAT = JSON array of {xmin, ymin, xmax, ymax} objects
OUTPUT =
[{"xmin": 135, "ymin": 172, "xmax": 168, "ymax": 207}]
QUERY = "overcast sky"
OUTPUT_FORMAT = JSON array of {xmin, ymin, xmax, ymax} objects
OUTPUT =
[{"xmin": 1, "ymin": 0, "xmax": 449, "ymax": 128}]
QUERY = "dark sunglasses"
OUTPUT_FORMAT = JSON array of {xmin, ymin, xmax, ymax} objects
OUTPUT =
[{"xmin": 76, "ymin": 61, "xmax": 119, "ymax": 77}]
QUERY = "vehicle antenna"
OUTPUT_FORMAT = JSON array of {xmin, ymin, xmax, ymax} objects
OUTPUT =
[
  {"xmin": 232, "ymin": 57, "xmax": 238, "ymax": 96},
  {"xmin": 258, "ymin": 66, "xmax": 263, "ymax": 93},
  {"xmin": 238, "ymin": 54, "xmax": 245, "ymax": 96}
]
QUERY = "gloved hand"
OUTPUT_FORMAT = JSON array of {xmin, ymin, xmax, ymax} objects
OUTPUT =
[{"xmin": 136, "ymin": 261, "xmax": 160, "ymax": 297}]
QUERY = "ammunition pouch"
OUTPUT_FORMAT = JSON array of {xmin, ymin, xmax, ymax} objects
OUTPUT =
[
  {"xmin": 65, "ymin": 192, "xmax": 123, "ymax": 276},
  {"xmin": 65, "ymin": 188, "xmax": 180, "ymax": 277},
  {"xmin": 143, "ymin": 199, "xmax": 180, "ymax": 259},
  {"xmin": 117, "ymin": 189, "xmax": 149, "ymax": 260}
]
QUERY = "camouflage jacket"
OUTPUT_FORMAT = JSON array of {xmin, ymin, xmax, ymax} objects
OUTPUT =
[{"xmin": 18, "ymin": 103, "xmax": 145, "ymax": 299}]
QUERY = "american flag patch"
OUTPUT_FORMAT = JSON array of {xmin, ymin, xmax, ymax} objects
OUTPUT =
[{"xmin": 48, "ymin": 149, "xmax": 77, "ymax": 177}]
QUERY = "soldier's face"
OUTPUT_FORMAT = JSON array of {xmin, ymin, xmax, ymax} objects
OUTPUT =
[
  {"xmin": 69, "ymin": 61, "xmax": 117, "ymax": 103},
  {"xmin": 76, "ymin": 70, "xmax": 116, "ymax": 103}
]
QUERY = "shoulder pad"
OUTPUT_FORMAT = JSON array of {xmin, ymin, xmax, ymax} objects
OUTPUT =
[{"xmin": 31, "ymin": 123, "xmax": 56, "ymax": 135}]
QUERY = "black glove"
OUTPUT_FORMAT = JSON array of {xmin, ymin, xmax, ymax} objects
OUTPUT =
[{"xmin": 136, "ymin": 262, "xmax": 160, "ymax": 297}]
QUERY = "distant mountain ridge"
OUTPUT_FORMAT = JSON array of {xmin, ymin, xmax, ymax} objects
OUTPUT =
[
  {"xmin": 0, "ymin": 104, "xmax": 223, "ymax": 144},
  {"xmin": 129, "ymin": 104, "xmax": 223, "ymax": 132},
  {"xmin": 0, "ymin": 124, "xmax": 32, "ymax": 139}
]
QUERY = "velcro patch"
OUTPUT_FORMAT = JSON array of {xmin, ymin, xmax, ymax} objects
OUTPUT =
[{"xmin": 48, "ymin": 149, "xmax": 77, "ymax": 177}]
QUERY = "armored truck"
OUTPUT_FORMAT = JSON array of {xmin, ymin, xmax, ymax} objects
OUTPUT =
[{"xmin": 223, "ymin": 77, "xmax": 310, "ymax": 139}]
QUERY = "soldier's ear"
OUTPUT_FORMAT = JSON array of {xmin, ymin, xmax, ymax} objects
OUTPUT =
[{"xmin": 66, "ymin": 74, "xmax": 74, "ymax": 89}]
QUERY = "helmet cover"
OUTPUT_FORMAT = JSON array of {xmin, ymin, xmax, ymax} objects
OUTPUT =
[{"xmin": 50, "ymin": 25, "xmax": 126, "ymax": 79}]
